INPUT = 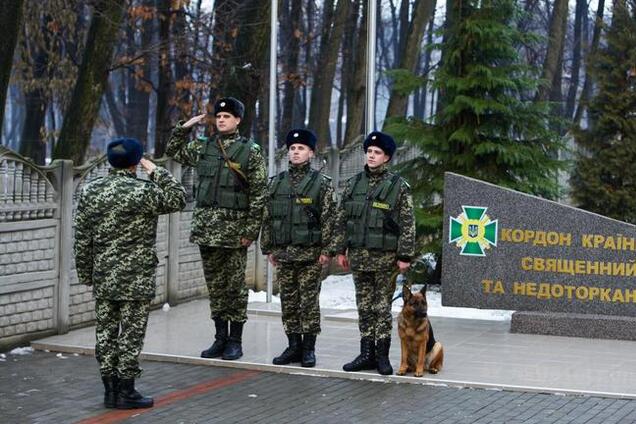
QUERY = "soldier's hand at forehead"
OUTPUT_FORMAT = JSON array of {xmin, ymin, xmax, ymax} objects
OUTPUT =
[
  {"xmin": 318, "ymin": 254, "xmax": 330, "ymax": 266},
  {"xmin": 337, "ymin": 254, "xmax": 349, "ymax": 272},
  {"xmin": 139, "ymin": 158, "xmax": 157, "ymax": 175},
  {"xmin": 182, "ymin": 113, "xmax": 207, "ymax": 129}
]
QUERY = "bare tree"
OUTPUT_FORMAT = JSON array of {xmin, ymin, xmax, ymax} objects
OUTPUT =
[
  {"xmin": 384, "ymin": 0, "xmax": 436, "ymax": 122},
  {"xmin": 343, "ymin": 0, "xmax": 367, "ymax": 146},
  {"xmin": 308, "ymin": 0, "xmax": 351, "ymax": 149},
  {"xmin": 0, "ymin": 0, "xmax": 24, "ymax": 141},
  {"xmin": 574, "ymin": 0, "xmax": 606, "ymax": 124},
  {"xmin": 53, "ymin": 0, "xmax": 127, "ymax": 164},
  {"xmin": 564, "ymin": 0, "xmax": 587, "ymax": 121},
  {"xmin": 535, "ymin": 0, "xmax": 568, "ymax": 102}
]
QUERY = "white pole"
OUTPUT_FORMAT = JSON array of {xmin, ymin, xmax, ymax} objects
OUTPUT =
[
  {"xmin": 366, "ymin": 0, "xmax": 377, "ymax": 134},
  {"xmin": 266, "ymin": 0, "xmax": 278, "ymax": 303}
]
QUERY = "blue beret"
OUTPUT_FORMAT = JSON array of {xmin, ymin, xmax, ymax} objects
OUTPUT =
[
  {"xmin": 107, "ymin": 138, "xmax": 143, "ymax": 169},
  {"xmin": 363, "ymin": 131, "xmax": 396, "ymax": 159},
  {"xmin": 285, "ymin": 129, "xmax": 317, "ymax": 151},
  {"xmin": 214, "ymin": 97, "xmax": 245, "ymax": 118}
]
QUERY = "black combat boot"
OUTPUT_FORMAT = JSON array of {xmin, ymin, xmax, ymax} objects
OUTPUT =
[
  {"xmin": 201, "ymin": 317, "xmax": 228, "ymax": 358},
  {"xmin": 342, "ymin": 337, "xmax": 376, "ymax": 372},
  {"xmin": 273, "ymin": 333, "xmax": 302, "ymax": 365},
  {"xmin": 116, "ymin": 378, "xmax": 154, "ymax": 409},
  {"xmin": 376, "ymin": 337, "xmax": 393, "ymax": 375},
  {"xmin": 101, "ymin": 375, "xmax": 118, "ymax": 408},
  {"xmin": 301, "ymin": 334, "xmax": 317, "ymax": 368},
  {"xmin": 222, "ymin": 321, "xmax": 244, "ymax": 360}
]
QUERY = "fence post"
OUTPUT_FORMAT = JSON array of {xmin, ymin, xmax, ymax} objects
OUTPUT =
[
  {"xmin": 166, "ymin": 160, "xmax": 182, "ymax": 306},
  {"xmin": 56, "ymin": 159, "xmax": 73, "ymax": 334},
  {"xmin": 328, "ymin": 147, "xmax": 340, "ymax": 189}
]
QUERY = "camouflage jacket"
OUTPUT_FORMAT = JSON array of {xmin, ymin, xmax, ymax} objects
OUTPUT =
[
  {"xmin": 166, "ymin": 123, "xmax": 267, "ymax": 247},
  {"xmin": 260, "ymin": 161, "xmax": 338, "ymax": 263},
  {"xmin": 74, "ymin": 167, "xmax": 186, "ymax": 300},
  {"xmin": 334, "ymin": 164, "xmax": 416, "ymax": 271}
]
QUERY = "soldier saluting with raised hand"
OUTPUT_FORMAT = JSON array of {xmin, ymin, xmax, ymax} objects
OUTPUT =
[
  {"xmin": 74, "ymin": 138, "xmax": 186, "ymax": 409},
  {"xmin": 166, "ymin": 97, "xmax": 267, "ymax": 361},
  {"xmin": 260, "ymin": 129, "xmax": 338, "ymax": 368}
]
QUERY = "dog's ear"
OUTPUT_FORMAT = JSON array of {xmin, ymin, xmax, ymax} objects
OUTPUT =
[
  {"xmin": 402, "ymin": 284, "xmax": 411, "ymax": 302},
  {"xmin": 420, "ymin": 284, "xmax": 428, "ymax": 296}
]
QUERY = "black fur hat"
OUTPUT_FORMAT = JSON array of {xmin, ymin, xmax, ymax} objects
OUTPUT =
[
  {"xmin": 285, "ymin": 129, "xmax": 317, "ymax": 151},
  {"xmin": 214, "ymin": 97, "xmax": 245, "ymax": 118},
  {"xmin": 107, "ymin": 138, "xmax": 143, "ymax": 169},
  {"xmin": 363, "ymin": 131, "xmax": 396, "ymax": 159}
]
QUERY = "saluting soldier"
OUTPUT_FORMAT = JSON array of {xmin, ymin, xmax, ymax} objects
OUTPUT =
[
  {"xmin": 74, "ymin": 138, "xmax": 186, "ymax": 409},
  {"xmin": 166, "ymin": 97, "xmax": 267, "ymax": 361},
  {"xmin": 260, "ymin": 129, "xmax": 337, "ymax": 367},
  {"xmin": 334, "ymin": 132, "xmax": 416, "ymax": 376}
]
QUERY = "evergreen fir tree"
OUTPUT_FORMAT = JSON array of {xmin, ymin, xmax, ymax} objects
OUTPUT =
[
  {"xmin": 385, "ymin": 0, "xmax": 564, "ymax": 257},
  {"xmin": 571, "ymin": 1, "xmax": 636, "ymax": 223}
]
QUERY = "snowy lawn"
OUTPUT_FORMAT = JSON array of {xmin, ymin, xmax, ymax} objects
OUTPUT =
[{"xmin": 249, "ymin": 273, "xmax": 513, "ymax": 321}]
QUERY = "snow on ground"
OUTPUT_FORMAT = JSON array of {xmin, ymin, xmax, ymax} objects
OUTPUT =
[
  {"xmin": 249, "ymin": 273, "xmax": 513, "ymax": 321},
  {"xmin": 9, "ymin": 346, "xmax": 34, "ymax": 355}
]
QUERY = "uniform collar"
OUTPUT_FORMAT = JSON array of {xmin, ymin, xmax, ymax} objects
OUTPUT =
[
  {"xmin": 365, "ymin": 163, "xmax": 388, "ymax": 177},
  {"xmin": 218, "ymin": 130, "xmax": 240, "ymax": 142},
  {"xmin": 108, "ymin": 168, "xmax": 137, "ymax": 178},
  {"xmin": 289, "ymin": 161, "xmax": 311, "ymax": 177}
]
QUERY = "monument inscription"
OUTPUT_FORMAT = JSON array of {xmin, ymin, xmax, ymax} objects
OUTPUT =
[{"xmin": 442, "ymin": 172, "xmax": 636, "ymax": 317}]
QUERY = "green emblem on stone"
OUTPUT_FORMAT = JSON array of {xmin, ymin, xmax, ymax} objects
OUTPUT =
[{"xmin": 449, "ymin": 206, "xmax": 498, "ymax": 256}]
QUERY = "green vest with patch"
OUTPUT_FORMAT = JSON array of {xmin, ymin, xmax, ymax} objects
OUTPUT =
[
  {"xmin": 343, "ymin": 171, "xmax": 402, "ymax": 251},
  {"xmin": 269, "ymin": 169, "xmax": 326, "ymax": 246},
  {"xmin": 196, "ymin": 136, "xmax": 252, "ymax": 209}
]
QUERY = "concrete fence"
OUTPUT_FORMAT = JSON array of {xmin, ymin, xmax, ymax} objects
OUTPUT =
[{"xmin": 0, "ymin": 143, "xmax": 419, "ymax": 351}]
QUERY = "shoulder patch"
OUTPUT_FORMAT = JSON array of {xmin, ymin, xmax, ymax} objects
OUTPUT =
[
  {"xmin": 196, "ymin": 135, "xmax": 208, "ymax": 142},
  {"xmin": 250, "ymin": 142, "xmax": 261, "ymax": 151}
]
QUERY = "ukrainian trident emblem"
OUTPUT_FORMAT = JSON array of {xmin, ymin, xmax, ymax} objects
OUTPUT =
[{"xmin": 449, "ymin": 206, "xmax": 498, "ymax": 256}]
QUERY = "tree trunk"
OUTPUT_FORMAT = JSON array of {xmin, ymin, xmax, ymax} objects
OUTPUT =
[
  {"xmin": 343, "ymin": 1, "xmax": 367, "ymax": 146},
  {"xmin": 104, "ymin": 81, "xmax": 126, "ymax": 136},
  {"xmin": 384, "ymin": 0, "xmax": 436, "ymax": 123},
  {"xmin": 281, "ymin": 0, "xmax": 302, "ymax": 139},
  {"xmin": 535, "ymin": 0, "xmax": 568, "ymax": 102},
  {"xmin": 308, "ymin": 0, "xmax": 351, "ymax": 149},
  {"xmin": 574, "ymin": 0, "xmax": 605, "ymax": 125},
  {"xmin": 126, "ymin": 0, "xmax": 153, "ymax": 148},
  {"xmin": 154, "ymin": 0, "xmax": 172, "ymax": 157},
  {"xmin": 564, "ymin": 0, "xmax": 586, "ymax": 121},
  {"xmin": 0, "ymin": 0, "xmax": 24, "ymax": 142},
  {"xmin": 53, "ymin": 0, "xmax": 127, "ymax": 164}
]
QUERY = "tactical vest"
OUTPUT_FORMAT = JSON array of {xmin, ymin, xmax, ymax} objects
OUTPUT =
[
  {"xmin": 269, "ymin": 169, "xmax": 325, "ymax": 246},
  {"xmin": 196, "ymin": 136, "xmax": 251, "ymax": 209},
  {"xmin": 343, "ymin": 171, "xmax": 402, "ymax": 251}
]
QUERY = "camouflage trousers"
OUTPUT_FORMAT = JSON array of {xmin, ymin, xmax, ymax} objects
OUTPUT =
[
  {"xmin": 199, "ymin": 245, "xmax": 248, "ymax": 323},
  {"xmin": 353, "ymin": 270, "xmax": 395, "ymax": 340},
  {"xmin": 95, "ymin": 298, "xmax": 151, "ymax": 379},
  {"xmin": 277, "ymin": 261, "xmax": 322, "ymax": 335}
]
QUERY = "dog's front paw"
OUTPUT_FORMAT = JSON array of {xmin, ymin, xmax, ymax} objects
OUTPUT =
[
  {"xmin": 428, "ymin": 368, "xmax": 439, "ymax": 374},
  {"xmin": 396, "ymin": 367, "xmax": 407, "ymax": 376},
  {"xmin": 414, "ymin": 369, "xmax": 424, "ymax": 377}
]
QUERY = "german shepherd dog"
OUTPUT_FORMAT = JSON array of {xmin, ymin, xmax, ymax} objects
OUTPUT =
[{"xmin": 397, "ymin": 285, "xmax": 444, "ymax": 376}]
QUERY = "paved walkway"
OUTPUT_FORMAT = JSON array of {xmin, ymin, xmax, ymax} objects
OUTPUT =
[
  {"xmin": 31, "ymin": 299, "xmax": 636, "ymax": 399},
  {"xmin": 2, "ymin": 351, "xmax": 636, "ymax": 424}
]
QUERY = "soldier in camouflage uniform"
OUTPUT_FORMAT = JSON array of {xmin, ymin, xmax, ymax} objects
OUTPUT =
[
  {"xmin": 334, "ymin": 132, "xmax": 415, "ymax": 376},
  {"xmin": 74, "ymin": 138, "xmax": 186, "ymax": 409},
  {"xmin": 166, "ymin": 97, "xmax": 267, "ymax": 361},
  {"xmin": 260, "ymin": 129, "xmax": 337, "ymax": 368}
]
